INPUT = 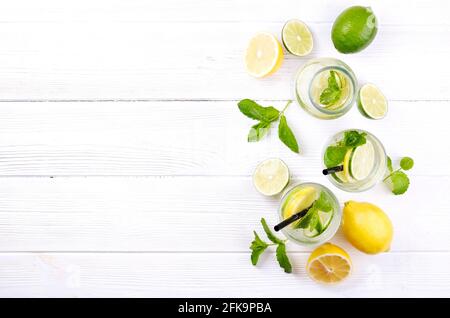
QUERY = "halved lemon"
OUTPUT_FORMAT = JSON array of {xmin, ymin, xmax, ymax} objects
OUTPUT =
[
  {"xmin": 245, "ymin": 32, "xmax": 284, "ymax": 78},
  {"xmin": 281, "ymin": 19, "xmax": 313, "ymax": 56},
  {"xmin": 306, "ymin": 243, "xmax": 352, "ymax": 284},
  {"xmin": 357, "ymin": 83, "xmax": 388, "ymax": 119},
  {"xmin": 253, "ymin": 158, "xmax": 289, "ymax": 196}
]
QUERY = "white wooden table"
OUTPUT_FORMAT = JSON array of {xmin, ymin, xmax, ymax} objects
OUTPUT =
[{"xmin": 0, "ymin": 0, "xmax": 449, "ymax": 297}]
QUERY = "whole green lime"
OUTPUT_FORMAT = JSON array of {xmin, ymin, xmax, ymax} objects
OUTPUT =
[{"xmin": 331, "ymin": 6, "xmax": 378, "ymax": 54}]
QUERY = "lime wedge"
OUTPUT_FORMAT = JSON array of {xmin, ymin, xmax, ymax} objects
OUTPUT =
[
  {"xmin": 349, "ymin": 141, "xmax": 375, "ymax": 181},
  {"xmin": 253, "ymin": 158, "xmax": 289, "ymax": 196},
  {"xmin": 358, "ymin": 84, "xmax": 388, "ymax": 119},
  {"xmin": 304, "ymin": 227, "xmax": 320, "ymax": 238},
  {"xmin": 281, "ymin": 19, "xmax": 313, "ymax": 56}
]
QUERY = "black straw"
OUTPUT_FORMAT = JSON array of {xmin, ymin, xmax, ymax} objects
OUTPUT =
[
  {"xmin": 274, "ymin": 205, "xmax": 313, "ymax": 232},
  {"xmin": 322, "ymin": 165, "xmax": 344, "ymax": 175}
]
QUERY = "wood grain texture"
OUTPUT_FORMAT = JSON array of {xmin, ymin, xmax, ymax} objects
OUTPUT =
[
  {"xmin": 0, "ymin": 0, "xmax": 449, "ymax": 297},
  {"xmin": 0, "ymin": 100, "xmax": 447, "ymax": 176},
  {"xmin": 2, "ymin": 0, "xmax": 449, "ymax": 24},
  {"xmin": 0, "ymin": 2, "xmax": 448, "ymax": 100},
  {"xmin": 0, "ymin": 176, "xmax": 448, "ymax": 252},
  {"xmin": 0, "ymin": 252, "xmax": 449, "ymax": 297}
]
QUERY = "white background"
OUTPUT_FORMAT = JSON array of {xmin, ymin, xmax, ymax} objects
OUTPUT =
[{"xmin": 0, "ymin": 0, "xmax": 449, "ymax": 297}]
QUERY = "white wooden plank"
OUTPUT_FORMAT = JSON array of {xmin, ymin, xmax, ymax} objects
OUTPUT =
[
  {"xmin": 0, "ymin": 176, "xmax": 448, "ymax": 252},
  {"xmin": 1, "ymin": 0, "xmax": 448, "ymax": 25},
  {"xmin": 0, "ymin": 16, "xmax": 447, "ymax": 99},
  {"xmin": 0, "ymin": 252, "xmax": 449, "ymax": 297},
  {"xmin": 0, "ymin": 101, "xmax": 447, "ymax": 176}
]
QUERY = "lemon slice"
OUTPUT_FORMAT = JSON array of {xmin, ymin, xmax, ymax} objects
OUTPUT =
[
  {"xmin": 245, "ymin": 32, "xmax": 284, "ymax": 78},
  {"xmin": 282, "ymin": 186, "xmax": 317, "ymax": 219},
  {"xmin": 349, "ymin": 141, "xmax": 375, "ymax": 181},
  {"xmin": 357, "ymin": 84, "xmax": 388, "ymax": 119},
  {"xmin": 281, "ymin": 20, "xmax": 313, "ymax": 56},
  {"xmin": 307, "ymin": 243, "xmax": 352, "ymax": 284},
  {"xmin": 253, "ymin": 158, "xmax": 289, "ymax": 196},
  {"xmin": 334, "ymin": 149, "xmax": 354, "ymax": 183}
]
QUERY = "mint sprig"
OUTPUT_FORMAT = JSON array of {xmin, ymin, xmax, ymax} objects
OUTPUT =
[
  {"xmin": 323, "ymin": 130, "xmax": 367, "ymax": 168},
  {"xmin": 237, "ymin": 99, "xmax": 300, "ymax": 153},
  {"xmin": 238, "ymin": 99, "xmax": 280, "ymax": 122},
  {"xmin": 250, "ymin": 231, "xmax": 269, "ymax": 266},
  {"xmin": 250, "ymin": 218, "xmax": 292, "ymax": 273},
  {"xmin": 384, "ymin": 156, "xmax": 414, "ymax": 195},
  {"xmin": 295, "ymin": 191, "xmax": 333, "ymax": 231},
  {"xmin": 320, "ymin": 71, "xmax": 342, "ymax": 106}
]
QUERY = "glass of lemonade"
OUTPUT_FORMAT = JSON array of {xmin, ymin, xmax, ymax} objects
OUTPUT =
[
  {"xmin": 295, "ymin": 58, "xmax": 357, "ymax": 119},
  {"xmin": 278, "ymin": 182, "xmax": 341, "ymax": 246},
  {"xmin": 322, "ymin": 129, "xmax": 387, "ymax": 192}
]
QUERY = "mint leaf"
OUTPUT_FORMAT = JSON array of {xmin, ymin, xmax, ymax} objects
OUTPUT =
[
  {"xmin": 386, "ymin": 171, "xmax": 410, "ymax": 195},
  {"xmin": 400, "ymin": 157, "xmax": 414, "ymax": 171},
  {"xmin": 319, "ymin": 71, "xmax": 342, "ymax": 106},
  {"xmin": 328, "ymin": 70, "xmax": 340, "ymax": 90},
  {"xmin": 248, "ymin": 121, "xmax": 271, "ymax": 142},
  {"xmin": 343, "ymin": 130, "xmax": 366, "ymax": 148},
  {"xmin": 260, "ymin": 218, "xmax": 284, "ymax": 244},
  {"xmin": 278, "ymin": 115, "xmax": 299, "ymax": 153},
  {"xmin": 315, "ymin": 191, "xmax": 333, "ymax": 212},
  {"xmin": 250, "ymin": 231, "xmax": 269, "ymax": 266},
  {"xmin": 238, "ymin": 99, "xmax": 280, "ymax": 123},
  {"xmin": 275, "ymin": 243, "xmax": 292, "ymax": 273},
  {"xmin": 296, "ymin": 206, "xmax": 317, "ymax": 229},
  {"xmin": 320, "ymin": 88, "xmax": 341, "ymax": 106},
  {"xmin": 387, "ymin": 156, "xmax": 393, "ymax": 173},
  {"xmin": 308, "ymin": 212, "xmax": 320, "ymax": 232},
  {"xmin": 324, "ymin": 146, "xmax": 347, "ymax": 168}
]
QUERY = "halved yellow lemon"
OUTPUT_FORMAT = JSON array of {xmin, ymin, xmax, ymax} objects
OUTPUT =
[
  {"xmin": 306, "ymin": 243, "xmax": 352, "ymax": 284},
  {"xmin": 245, "ymin": 32, "xmax": 284, "ymax": 78}
]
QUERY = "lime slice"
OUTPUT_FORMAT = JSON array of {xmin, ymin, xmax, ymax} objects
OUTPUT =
[
  {"xmin": 253, "ymin": 158, "xmax": 289, "ymax": 196},
  {"xmin": 318, "ymin": 211, "xmax": 332, "ymax": 231},
  {"xmin": 304, "ymin": 227, "xmax": 320, "ymax": 238},
  {"xmin": 357, "ymin": 84, "xmax": 388, "ymax": 119},
  {"xmin": 282, "ymin": 186, "xmax": 317, "ymax": 219},
  {"xmin": 349, "ymin": 141, "xmax": 375, "ymax": 181},
  {"xmin": 281, "ymin": 19, "xmax": 313, "ymax": 56}
]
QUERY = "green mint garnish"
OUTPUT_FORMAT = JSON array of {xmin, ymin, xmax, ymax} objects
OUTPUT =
[
  {"xmin": 275, "ymin": 243, "xmax": 292, "ymax": 273},
  {"xmin": 295, "ymin": 191, "xmax": 333, "ymax": 231},
  {"xmin": 323, "ymin": 130, "xmax": 366, "ymax": 168},
  {"xmin": 238, "ymin": 99, "xmax": 300, "ymax": 153},
  {"xmin": 324, "ymin": 146, "xmax": 348, "ymax": 168},
  {"xmin": 387, "ymin": 156, "xmax": 393, "ymax": 173},
  {"xmin": 260, "ymin": 217, "xmax": 284, "ymax": 245},
  {"xmin": 319, "ymin": 71, "xmax": 342, "ymax": 106},
  {"xmin": 237, "ymin": 99, "xmax": 280, "ymax": 122},
  {"xmin": 248, "ymin": 121, "xmax": 271, "ymax": 142},
  {"xmin": 278, "ymin": 114, "xmax": 299, "ymax": 153},
  {"xmin": 250, "ymin": 231, "xmax": 270, "ymax": 266},
  {"xmin": 383, "ymin": 156, "xmax": 414, "ymax": 195},
  {"xmin": 249, "ymin": 218, "xmax": 291, "ymax": 273},
  {"xmin": 314, "ymin": 191, "xmax": 333, "ymax": 212},
  {"xmin": 400, "ymin": 157, "xmax": 414, "ymax": 171},
  {"xmin": 342, "ymin": 130, "xmax": 367, "ymax": 148}
]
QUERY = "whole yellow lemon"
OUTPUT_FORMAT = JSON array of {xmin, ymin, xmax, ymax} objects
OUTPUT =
[{"xmin": 342, "ymin": 201, "xmax": 393, "ymax": 254}]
